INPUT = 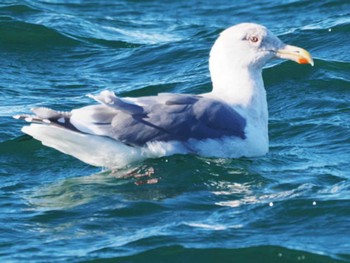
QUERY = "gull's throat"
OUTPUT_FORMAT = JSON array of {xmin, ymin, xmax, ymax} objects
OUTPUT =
[
  {"xmin": 208, "ymin": 64, "xmax": 269, "ymax": 145},
  {"xmin": 210, "ymin": 67, "xmax": 265, "ymax": 108}
]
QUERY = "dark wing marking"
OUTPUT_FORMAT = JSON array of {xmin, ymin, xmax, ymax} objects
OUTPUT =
[{"xmin": 14, "ymin": 107, "xmax": 81, "ymax": 132}]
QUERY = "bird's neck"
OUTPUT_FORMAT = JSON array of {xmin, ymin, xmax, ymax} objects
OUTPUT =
[
  {"xmin": 209, "ymin": 67, "xmax": 269, "ymax": 135},
  {"xmin": 210, "ymin": 67, "xmax": 266, "ymax": 109}
]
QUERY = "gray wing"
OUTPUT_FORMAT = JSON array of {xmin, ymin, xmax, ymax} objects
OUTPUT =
[
  {"xmin": 72, "ymin": 91, "xmax": 246, "ymax": 146},
  {"xmin": 18, "ymin": 90, "xmax": 246, "ymax": 146}
]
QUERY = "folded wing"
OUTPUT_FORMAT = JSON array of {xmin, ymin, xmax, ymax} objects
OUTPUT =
[{"xmin": 16, "ymin": 90, "xmax": 247, "ymax": 146}]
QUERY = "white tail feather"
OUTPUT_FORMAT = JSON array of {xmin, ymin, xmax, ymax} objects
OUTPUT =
[{"xmin": 22, "ymin": 124, "xmax": 143, "ymax": 168}]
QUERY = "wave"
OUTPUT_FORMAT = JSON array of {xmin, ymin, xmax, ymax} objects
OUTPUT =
[
  {"xmin": 264, "ymin": 58, "xmax": 350, "ymax": 86},
  {"xmin": 0, "ymin": 14, "xmax": 143, "ymax": 50},
  {"xmin": 0, "ymin": 19, "xmax": 144, "ymax": 50},
  {"xmin": 0, "ymin": 19, "xmax": 79, "ymax": 49},
  {"xmin": 85, "ymin": 245, "xmax": 348, "ymax": 263},
  {"xmin": 0, "ymin": 4, "xmax": 40, "ymax": 15},
  {"xmin": 78, "ymin": 36, "xmax": 141, "ymax": 49},
  {"xmin": 274, "ymin": 0, "xmax": 348, "ymax": 11},
  {"xmin": 0, "ymin": 135, "xmax": 43, "ymax": 155}
]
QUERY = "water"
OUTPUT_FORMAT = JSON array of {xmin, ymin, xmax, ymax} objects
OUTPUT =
[{"xmin": 1, "ymin": 0, "xmax": 350, "ymax": 262}]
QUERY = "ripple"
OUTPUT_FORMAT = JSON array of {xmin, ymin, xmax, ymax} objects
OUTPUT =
[
  {"xmin": 0, "ymin": 4, "xmax": 41, "ymax": 15},
  {"xmin": 0, "ymin": 19, "xmax": 79, "ymax": 49},
  {"xmin": 102, "ymin": 245, "xmax": 347, "ymax": 263}
]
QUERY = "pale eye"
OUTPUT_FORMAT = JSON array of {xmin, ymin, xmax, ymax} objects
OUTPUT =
[{"xmin": 249, "ymin": 36, "xmax": 259, "ymax": 43}]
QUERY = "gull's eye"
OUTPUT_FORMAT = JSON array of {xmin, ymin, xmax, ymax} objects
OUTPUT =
[{"xmin": 249, "ymin": 36, "xmax": 259, "ymax": 43}]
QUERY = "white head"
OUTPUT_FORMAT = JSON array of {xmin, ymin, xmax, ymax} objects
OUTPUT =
[
  {"xmin": 208, "ymin": 23, "xmax": 313, "ymax": 106},
  {"xmin": 209, "ymin": 23, "xmax": 313, "ymax": 76}
]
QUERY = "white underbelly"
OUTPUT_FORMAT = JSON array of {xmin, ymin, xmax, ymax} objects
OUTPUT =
[{"xmin": 22, "ymin": 123, "xmax": 268, "ymax": 169}]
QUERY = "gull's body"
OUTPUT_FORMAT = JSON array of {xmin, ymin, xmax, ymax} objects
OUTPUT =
[{"xmin": 15, "ymin": 23, "xmax": 313, "ymax": 168}]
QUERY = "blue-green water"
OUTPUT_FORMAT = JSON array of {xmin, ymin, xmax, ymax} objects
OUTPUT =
[{"xmin": 1, "ymin": 0, "xmax": 350, "ymax": 262}]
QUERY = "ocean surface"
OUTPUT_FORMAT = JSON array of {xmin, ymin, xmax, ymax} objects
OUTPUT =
[{"xmin": 1, "ymin": 0, "xmax": 350, "ymax": 262}]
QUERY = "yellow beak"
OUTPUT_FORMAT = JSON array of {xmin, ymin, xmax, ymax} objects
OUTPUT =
[{"xmin": 276, "ymin": 45, "xmax": 314, "ymax": 66}]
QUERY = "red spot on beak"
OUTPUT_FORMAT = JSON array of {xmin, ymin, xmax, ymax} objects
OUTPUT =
[{"xmin": 298, "ymin": 57, "xmax": 309, "ymax": 64}]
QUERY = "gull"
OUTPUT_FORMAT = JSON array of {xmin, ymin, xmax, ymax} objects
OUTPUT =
[{"xmin": 14, "ymin": 23, "xmax": 313, "ymax": 168}]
